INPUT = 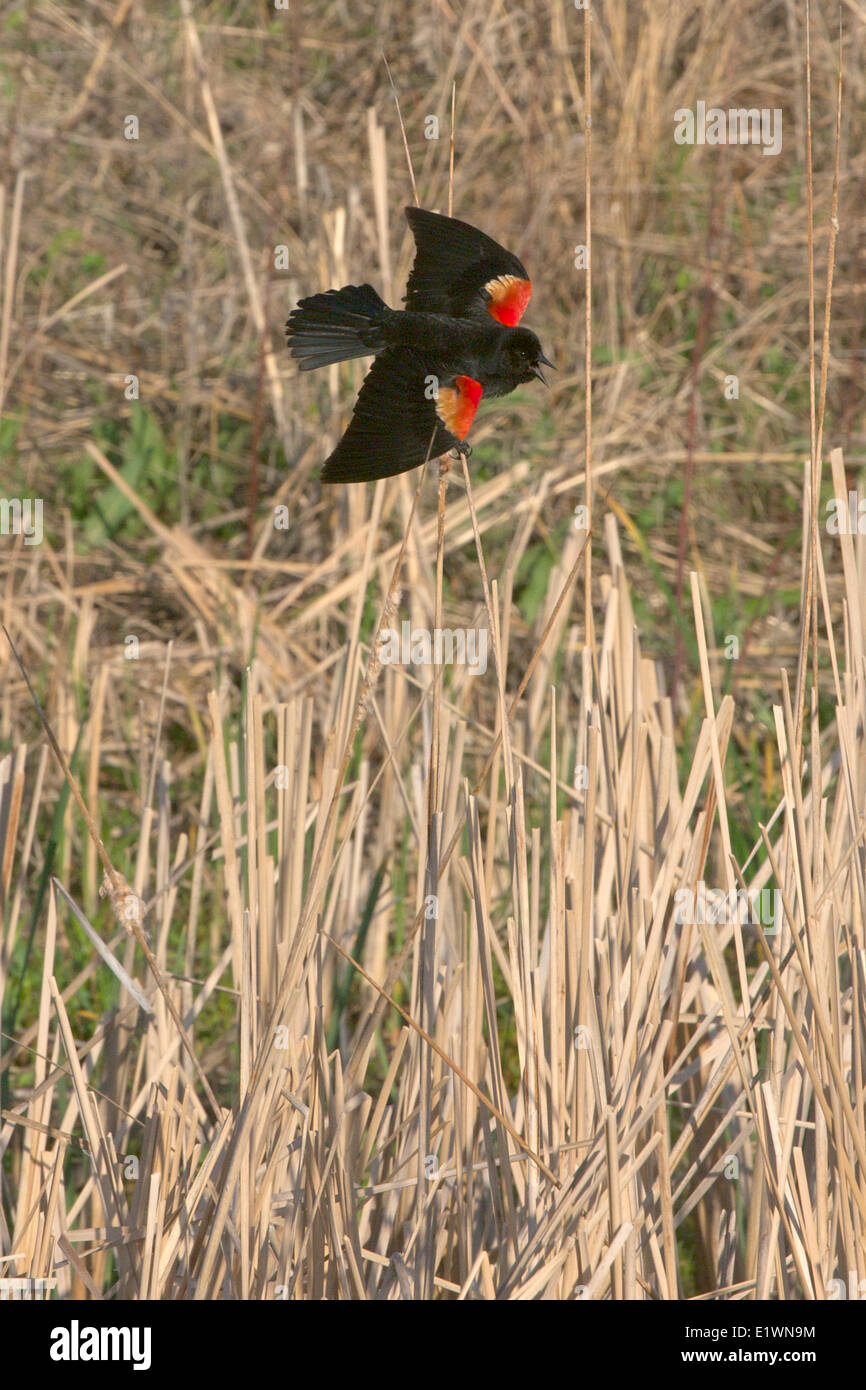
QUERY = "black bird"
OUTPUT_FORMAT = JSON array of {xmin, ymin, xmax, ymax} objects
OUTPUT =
[{"xmin": 286, "ymin": 207, "xmax": 554, "ymax": 483}]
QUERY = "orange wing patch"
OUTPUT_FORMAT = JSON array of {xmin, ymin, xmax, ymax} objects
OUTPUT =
[
  {"xmin": 484, "ymin": 274, "xmax": 532, "ymax": 326},
  {"xmin": 436, "ymin": 375, "xmax": 483, "ymax": 440}
]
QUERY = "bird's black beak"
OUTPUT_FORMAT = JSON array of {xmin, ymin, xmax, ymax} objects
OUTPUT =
[{"xmin": 531, "ymin": 352, "xmax": 556, "ymax": 386}]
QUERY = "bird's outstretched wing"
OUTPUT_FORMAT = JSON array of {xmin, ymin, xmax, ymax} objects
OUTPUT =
[
  {"xmin": 320, "ymin": 349, "xmax": 483, "ymax": 483},
  {"xmin": 403, "ymin": 208, "xmax": 532, "ymax": 326}
]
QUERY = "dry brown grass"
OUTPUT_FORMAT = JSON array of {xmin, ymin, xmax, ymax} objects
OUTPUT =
[{"xmin": 1, "ymin": 1, "xmax": 865, "ymax": 1300}]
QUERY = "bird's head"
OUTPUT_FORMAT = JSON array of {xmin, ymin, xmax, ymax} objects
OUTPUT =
[{"xmin": 499, "ymin": 327, "xmax": 556, "ymax": 388}]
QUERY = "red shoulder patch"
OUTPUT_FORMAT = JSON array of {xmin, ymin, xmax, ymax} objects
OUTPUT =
[
  {"xmin": 435, "ymin": 375, "xmax": 483, "ymax": 440},
  {"xmin": 484, "ymin": 274, "xmax": 532, "ymax": 326}
]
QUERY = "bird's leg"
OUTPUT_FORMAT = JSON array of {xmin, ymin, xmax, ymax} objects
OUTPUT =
[{"xmin": 449, "ymin": 441, "xmax": 472, "ymax": 461}]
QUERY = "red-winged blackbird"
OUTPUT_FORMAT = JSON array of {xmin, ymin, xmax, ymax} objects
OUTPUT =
[{"xmin": 286, "ymin": 207, "xmax": 554, "ymax": 483}]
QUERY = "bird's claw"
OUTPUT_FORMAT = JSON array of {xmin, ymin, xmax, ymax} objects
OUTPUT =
[{"xmin": 450, "ymin": 442, "xmax": 472, "ymax": 460}]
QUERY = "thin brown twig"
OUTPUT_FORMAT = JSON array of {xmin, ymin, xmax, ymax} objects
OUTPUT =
[
  {"xmin": 383, "ymin": 52, "xmax": 420, "ymax": 209},
  {"xmin": 321, "ymin": 931, "xmax": 560, "ymax": 1185}
]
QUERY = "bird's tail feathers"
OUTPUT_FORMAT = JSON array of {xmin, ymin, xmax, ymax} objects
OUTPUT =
[{"xmin": 286, "ymin": 283, "xmax": 388, "ymax": 370}]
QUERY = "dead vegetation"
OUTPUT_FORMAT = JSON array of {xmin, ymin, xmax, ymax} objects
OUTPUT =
[{"xmin": 1, "ymin": 1, "xmax": 865, "ymax": 1299}]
